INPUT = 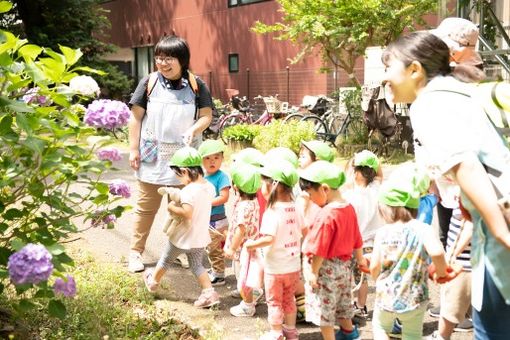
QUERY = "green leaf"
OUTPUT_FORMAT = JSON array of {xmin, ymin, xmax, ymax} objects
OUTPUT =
[
  {"xmin": 0, "ymin": 268, "xmax": 8, "ymax": 279},
  {"xmin": 4, "ymin": 208, "xmax": 23, "ymax": 220},
  {"xmin": 70, "ymin": 66, "xmax": 106, "ymax": 76},
  {"xmin": 48, "ymin": 299, "xmax": 67, "ymax": 319},
  {"xmin": 18, "ymin": 299, "xmax": 36, "ymax": 313},
  {"xmin": 0, "ymin": 282, "xmax": 4, "ymax": 295},
  {"xmin": 0, "ymin": 51, "xmax": 12, "ymax": 66},
  {"xmin": 0, "ymin": 1, "xmax": 13, "ymax": 13},
  {"xmin": 23, "ymin": 136, "xmax": 45, "ymax": 154},
  {"xmin": 0, "ymin": 96, "xmax": 34, "ymax": 113},
  {"xmin": 10, "ymin": 238, "xmax": 25, "ymax": 251},
  {"xmin": 47, "ymin": 243, "xmax": 65, "ymax": 255},
  {"xmin": 18, "ymin": 44, "xmax": 43, "ymax": 60},
  {"xmin": 59, "ymin": 45, "xmax": 82, "ymax": 66},
  {"xmin": 25, "ymin": 61, "xmax": 46, "ymax": 83},
  {"xmin": 95, "ymin": 182, "xmax": 109, "ymax": 194}
]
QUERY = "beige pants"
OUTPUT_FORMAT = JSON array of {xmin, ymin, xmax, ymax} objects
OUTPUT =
[
  {"xmin": 130, "ymin": 180, "xmax": 182, "ymax": 253},
  {"xmin": 207, "ymin": 218, "xmax": 228, "ymax": 276}
]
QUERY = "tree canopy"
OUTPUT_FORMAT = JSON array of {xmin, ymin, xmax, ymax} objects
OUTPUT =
[{"xmin": 253, "ymin": 0, "xmax": 437, "ymax": 85}]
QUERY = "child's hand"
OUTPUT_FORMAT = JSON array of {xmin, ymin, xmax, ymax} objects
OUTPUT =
[
  {"xmin": 167, "ymin": 201, "xmax": 177, "ymax": 213},
  {"xmin": 357, "ymin": 256, "xmax": 370, "ymax": 274},
  {"xmin": 224, "ymin": 248, "xmax": 236, "ymax": 259},
  {"xmin": 305, "ymin": 271, "xmax": 319, "ymax": 289}
]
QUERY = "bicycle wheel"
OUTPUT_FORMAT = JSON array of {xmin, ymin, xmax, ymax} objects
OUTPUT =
[
  {"xmin": 219, "ymin": 114, "xmax": 245, "ymax": 143},
  {"xmin": 283, "ymin": 113, "xmax": 304, "ymax": 123},
  {"xmin": 301, "ymin": 115, "xmax": 328, "ymax": 141},
  {"xmin": 328, "ymin": 114, "xmax": 345, "ymax": 135}
]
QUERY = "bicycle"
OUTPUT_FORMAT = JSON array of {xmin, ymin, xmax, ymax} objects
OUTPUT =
[{"xmin": 283, "ymin": 95, "xmax": 332, "ymax": 123}]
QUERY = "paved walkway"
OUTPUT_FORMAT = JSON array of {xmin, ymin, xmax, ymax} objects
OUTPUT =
[{"xmin": 74, "ymin": 146, "xmax": 471, "ymax": 339}]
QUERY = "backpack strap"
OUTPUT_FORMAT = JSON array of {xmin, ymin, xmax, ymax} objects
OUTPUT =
[{"xmin": 146, "ymin": 72, "xmax": 158, "ymax": 97}]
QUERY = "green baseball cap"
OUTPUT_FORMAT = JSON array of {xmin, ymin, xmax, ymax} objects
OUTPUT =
[
  {"xmin": 260, "ymin": 159, "xmax": 299, "ymax": 187},
  {"xmin": 301, "ymin": 140, "xmax": 335, "ymax": 162},
  {"xmin": 299, "ymin": 160, "xmax": 346, "ymax": 189},
  {"xmin": 353, "ymin": 150, "xmax": 379, "ymax": 171},
  {"xmin": 232, "ymin": 148, "xmax": 264, "ymax": 167},
  {"xmin": 390, "ymin": 162, "xmax": 431, "ymax": 195},
  {"xmin": 198, "ymin": 139, "xmax": 226, "ymax": 158},
  {"xmin": 231, "ymin": 163, "xmax": 262, "ymax": 194},
  {"xmin": 169, "ymin": 147, "xmax": 202, "ymax": 167},
  {"xmin": 378, "ymin": 179, "xmax": 420, "ymax": 209},
  {"xmin": 265, "ymin": 147, "xmax": 298, "ymax": 168}
]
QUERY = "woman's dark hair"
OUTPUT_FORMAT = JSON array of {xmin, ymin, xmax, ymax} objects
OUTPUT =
[
  {"xmin": 170, "ymin": 165, "xmax": 203, "ymax": 181},
  {"xmin": 299, "ymin": 178, "xmax": 321, "ymax": 191},
  {"xmin": 382, "ymin": 31, "xmax": 483, "ymax": 83},
  {"xmin": 154, "ymin": 36, "xmax": 191, "ymax": 77},
  {"xmin": 378, "ymin": 203, "xmax": 417, "ymax": 224},
  {"xmin": 354, "ymin": 166, "xmax": 376, "ymax": 184}
]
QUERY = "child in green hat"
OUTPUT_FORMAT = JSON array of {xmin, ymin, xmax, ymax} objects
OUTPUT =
[
  {"xmin": 244, "ymin": 159, "xmax": 303, "ymax": 340},
  {"xmin": 299, "ymin": 140, "xmax": 335, "ymax": 168},
  {"xmin": 370, "ymin": 172, "xmax": 448, "ymax": 339},
  {"xmin": 143, "ymin": 147, "xmax": 220, "ymax": 308},
  {"xmin": 299, "ymin": 160, "xmax": 366, "ymax": 340},
  {"xmin": 343, "ymin": 149, "xmax": 384, "ymax": 319},
  {"xmin": 198, "ymin": 139, "xmax": 230, "ymax": 286},
  {"xmin": 224, "ymin": 163, "xmax": 263, "ymax": 317}
]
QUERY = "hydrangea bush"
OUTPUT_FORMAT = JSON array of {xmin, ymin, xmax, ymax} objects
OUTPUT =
[{"xmin": 0, "ymin": 8, "xmax": 129, "ymax": 319}]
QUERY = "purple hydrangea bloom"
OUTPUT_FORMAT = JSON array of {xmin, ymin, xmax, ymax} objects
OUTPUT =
[
  {"xmin": 84, "ymin": 99, "xmax": 130, "ymax": 130},
  {"xmin": 53, "ymin": 275, "xmax": 77, "ymax": 298},
  {"xmin": 91, "ymin": 209, "xmax": 117, "ymax": 228},
  {"xmin": 22, "ymin": 87, "xmax": 48, "ymax": 106},
  {"xmin": 96, "ymin": 147, "xmax": 122, "ymax": 161},
  {"xmin": 109, "ymin": 179, "xmax": 131, "ymax": 198},
  {"xmin": 8, "ymin": 244, "xmax": 53, "ymax": 285}
]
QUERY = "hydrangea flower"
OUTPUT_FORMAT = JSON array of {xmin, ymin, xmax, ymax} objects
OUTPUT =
[
  {"xmin": 53, "ymin": 274, "xmax": 77, "ymax": 298},
  {"xmin": 8, "ymin": 244, "xmax": 53, "ymax": 285},
  {"xmin": 96, "ymin": 147, "xmax": 122, "ymax": 161},
  {"xmin": 91, "ymin": 209, "xmax": 117, "ymax": 228},
  {"xmin": 109, "ymin": 179, "xmax": 131, "ymax": 198},
  {"xmin": 22, "ymin": 87, "xmax": 48, "ymax": 106},
  {"xmin": 84, "ymin": 99, "xmax": 130, "ymax": 130},
  {"xmin": 69, "ymin": 75, "xmax": 100, "ymax": 97}
]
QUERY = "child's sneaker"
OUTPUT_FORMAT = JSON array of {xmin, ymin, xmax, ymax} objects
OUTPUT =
[
  {"xmin": 259, "ymin": 331, "xmax": 284, "ymax": 340},
  {"xmin": 389, "ymin": 318, "xmax": 402, "ymax": 339},
  {"xmin": 230, "ymin": 301, "xmax": 256, "ymax": 317},
  {"xmin": 282, "ymin": 325, "xmax": 299, "ymax": 340},
  {"xmin": 253, "ymin": 288, "xmax": 264, "ymax": 305},
  {"xmin": 174, "ymin": 254, "xmax": 189, "ymax": 268},
  {"xmin": 296, "ymin": 294, "xmax": 306, "ymax": 323},
  {"xmin": 143, "ymin": 270, "xmax": 159, "ymax": 293},
  {"xmin": 354, "ymin": 304, "xmax": 369, "ymax": 319},
  {"xmin": 230, "ymin": 289, "xmax": 241, "ymax": 298},
  {"xmin": 194, "ymin": 289, "xmax": 219, "ymax": 308},
  {"xmin": 335, "ymin": 325, "xmax": 361, "ymax": 340},
  {"xmin": 128, "ymin": 251, "xmax": 144, "ymax": 273},
  {"xmin": 208, "ymin": 270, "xmax": 226, "ymax": 286}
]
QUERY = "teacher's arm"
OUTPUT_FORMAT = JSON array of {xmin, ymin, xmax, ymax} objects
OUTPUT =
[{"xmin": 128, "ymin": 104, "xmax": 145, "ymax": 170}]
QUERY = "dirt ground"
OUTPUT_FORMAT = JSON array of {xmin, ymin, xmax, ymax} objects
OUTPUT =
[{"xmin": 73, "ymin": 147, "xmax": 473, "ymax": 339}]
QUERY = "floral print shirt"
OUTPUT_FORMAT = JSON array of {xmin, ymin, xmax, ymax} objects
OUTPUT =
[
  {"xmin": 373, "ymin": 219, "xmax": 431, "ymax": 313},
  {"xmin": 225, "ymin": 199, "xmax": 260, "ymax": 260}
]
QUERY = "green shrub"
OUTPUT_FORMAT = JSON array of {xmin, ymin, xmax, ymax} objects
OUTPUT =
[
  {"xmin": 222, "ymin": 124, "xmax": 262, "ymax": 143},
  {"xmin": 253, "ymin": 120, "xmax": 316, "ymax": 153}
]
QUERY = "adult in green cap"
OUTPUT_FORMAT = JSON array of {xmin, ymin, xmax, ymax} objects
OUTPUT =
[
  {"xmin": 232, "ymin": 147, "xmax": 264, "ymax": 167},
  {"xmin": 231, "ymin": 163, "xmax": 262, "ymax": 195},
  {"xmin": 300, "ymin": 140, "xmax": 335, "ymax": 167},
  {"xmin": 265, "ymin": 147, "xmax": 299, "ymax": 168},
  {"xmin": 198, "ymin": 139, "xmax": 226, "ymax": 158},
  {"xmin": 354, "ymin": 150, "xmax": 379, "ymax": 171}
]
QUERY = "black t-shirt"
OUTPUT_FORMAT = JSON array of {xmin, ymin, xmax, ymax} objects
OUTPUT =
[{"xmin": 129, "ymin": 73, "xmax": 213, "ymax": 111}]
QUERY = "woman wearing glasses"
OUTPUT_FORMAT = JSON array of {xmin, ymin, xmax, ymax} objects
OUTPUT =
[{"xmin": 127, "ymin": 35, "xmax": 213, "ymax": 273}]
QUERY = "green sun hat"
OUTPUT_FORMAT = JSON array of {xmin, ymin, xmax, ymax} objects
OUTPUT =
[
  {"xmin": 265, "ymin": 147, "xmax": 298, "ymax": 168},
  {"xmin": 390, "ymin": 163, "xmax": 431, "ymax": 195},
  {"xmin": 169, "ymin": 146, "xmax": 202, "ymax": 167},
  {"xmin": 198, "ymin": 139, "xmax": 226, "ymax": 158},
  {"xmin": 260, "ymin": 159, "xmax": 299, "ymax": 187},
  {"xmin": 301, "ymin": 140, "xmax": 335, "ymax": 162},
  {"xmin": 299, "ymin": 160, "xmax": 346, "ymax": 189},
  {"xmin": 353, "ymin": 150, "xmax": 379, "ymax": 171},
  {"xmin": 232, "ymin": 148, "xmax": 264, "ymax": 167},
  {"xmin": 378, "ymin": 178, "xmax": 420, "ymax": 209},
  {"xmin": 231, "ymin": 163, "xmax": 262, "ymax": 194}
]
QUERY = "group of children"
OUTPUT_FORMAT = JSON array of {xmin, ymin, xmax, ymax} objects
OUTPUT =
[{"xmin": 142, "ymin": 139, "xmax": 459, "ymax": 340}]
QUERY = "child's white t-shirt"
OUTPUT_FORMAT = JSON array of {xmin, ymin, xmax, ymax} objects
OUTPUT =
[
  {"xmin": 260, "ymin": 201, "xmax": 303, "ymax": 275},
  {"xmin": 344, "ymin": 180, "xmax": 383, "ymax": 246},
  {"xmin": 169, "ymin": 180, "xmax": 215, "ymax": 249}
]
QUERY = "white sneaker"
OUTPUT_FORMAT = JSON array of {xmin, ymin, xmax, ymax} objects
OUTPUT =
[
  {"xmin": 174, "ymin": 253, "xmax": 190, "ymax": 268},
  {"xmin": 230, "ymin": 301, "xmax": 256, "ymax": 317},
  {"xmin": 128, "ymin": 251, "xmax": 144, "ymax": 273}
]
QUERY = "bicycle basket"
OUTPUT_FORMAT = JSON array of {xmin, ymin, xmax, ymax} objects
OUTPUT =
[{"xmin": 262, "ymin": 97, "xmax": 288, "ymax": 114}]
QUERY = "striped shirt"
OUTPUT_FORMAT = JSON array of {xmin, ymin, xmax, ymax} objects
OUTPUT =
[{"xmin": 446, "ymin": 208, "xmax": 471, "ymax": 271}]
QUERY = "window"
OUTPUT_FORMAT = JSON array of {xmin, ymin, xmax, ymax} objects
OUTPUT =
[
  {"xmin": 228, "ymin": 0, "xmax": 269, "ymax": 7},
  {"xmin": 134, "ymin": 46, "xmax": 154, "ymax": 82},
  {"xmin": 228, "ymin": 54, "xmax": 239, "ymax": 73}
]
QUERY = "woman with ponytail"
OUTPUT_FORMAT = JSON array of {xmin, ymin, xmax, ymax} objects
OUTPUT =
[{"xmin": 382, "ymin": 31, "xmax": 510, "ymax": 339}]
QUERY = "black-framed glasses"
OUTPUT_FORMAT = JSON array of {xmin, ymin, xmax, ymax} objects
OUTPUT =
[{"xmin": 154, "ymin": 56, "xmax": 178, "ymax": 64}]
